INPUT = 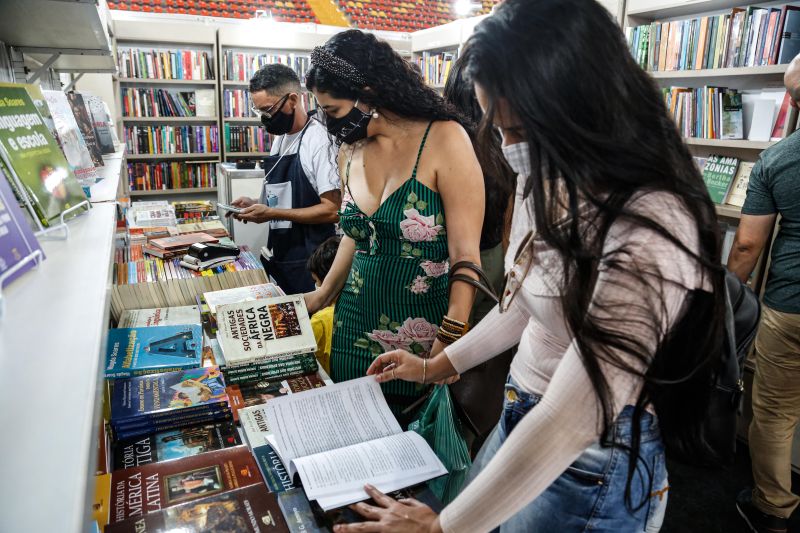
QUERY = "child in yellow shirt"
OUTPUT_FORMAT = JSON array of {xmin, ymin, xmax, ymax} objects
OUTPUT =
[{"xmin": 307, "ymin": 236, "xmax": 340, "ymax": 374}]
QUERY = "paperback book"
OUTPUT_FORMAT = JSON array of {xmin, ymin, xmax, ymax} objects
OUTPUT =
[
  {"xmin": 41, "ymin": 89, "xmax": 100, "ymax": 186},
  {"xmin": 221, "ymin": 353, "xmax": 319, "ymax": 385},
  {"xmin": 107, "ymin": 445, "xmax": 264, "ymax": 524},
  {"xmin": 66, "ymin": 91, "xmax": 104, "ymax": 167},
  {"xmin": 701, "ymin": 155, "xmax": 740, "ymax": 204},
  {"xmin": 216, "ymin": 295, "xmax": 317, "ymax": 367},
  {"xmin": 105, "ymin": 324, "xmax": 203, "ymax": 378},
  {"xmin": 83, "ymin": 93, "xmax": 116, "ymax": 154},
  {"xmin": 112, "ymin": 422, "xmax": 241, "ymax": 470},
  {"xmin": 204, "ymin": 282, "xmax": 284, "ymax": 314},
  {"xmin": 252, "ymin": 443, "xmax": 296, "ymax": 493},
  {"xmin": 118, "ymin": 305, "xmax": 201, "ymax": 328},
  {"xmin": 725, "ymin": 161, "xmax": 756, "ymax": 207},
  {"xmin": 0, "ymin": 165, "xmax": 44, "ymax": 286},
  {"xmin": 0, "ymin": 83, "xmax": 88, "ymax": 226}
]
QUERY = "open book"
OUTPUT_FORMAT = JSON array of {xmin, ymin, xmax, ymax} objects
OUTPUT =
[{"xmin": 264, "ymin": 376, "xmax": 447, "ymax": 511}]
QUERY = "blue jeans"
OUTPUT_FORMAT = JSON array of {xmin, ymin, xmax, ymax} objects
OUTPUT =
[{"xmin": 464, "ymin": 376, "xmax": 669, "ymax": 532}]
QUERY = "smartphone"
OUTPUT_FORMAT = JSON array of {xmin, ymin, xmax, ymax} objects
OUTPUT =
[{"xmin": 217, "ymin": 203, "xmax": 244, "ymax": 214}]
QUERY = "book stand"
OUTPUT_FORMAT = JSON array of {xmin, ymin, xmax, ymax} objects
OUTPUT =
[{"xmin": 0, "ymin": 248, "xmax": 43, "ymax": 320}]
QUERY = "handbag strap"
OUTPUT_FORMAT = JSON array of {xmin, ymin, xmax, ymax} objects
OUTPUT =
[{"xmin": 449, "ymin": 261, "xmax": 499, "ymax": 304}]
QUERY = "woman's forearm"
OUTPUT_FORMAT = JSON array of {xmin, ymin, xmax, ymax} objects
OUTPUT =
[{"xmin": 319, "ymin": 236, "xmax": 356, "ymax": 305}]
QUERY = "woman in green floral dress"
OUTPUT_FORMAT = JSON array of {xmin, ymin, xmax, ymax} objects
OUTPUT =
[{"xmin": 304, "ymin": 30, "xmax": 485, "ymax": 417}]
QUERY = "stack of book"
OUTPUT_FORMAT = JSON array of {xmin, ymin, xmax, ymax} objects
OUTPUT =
[
  {"xmin": 124, "ymin": 124, "xmax": 220, "ymax": 155},
  {"xmin": 173, "ymin": 200, "xmax": 217, "ymax": 220},
  {"xmin": 697, "ymin": 154, "xmax": 755, "ymax": 207},
  {"xmin": 143, "ymin": 232, "xmax": 219, "ymax": 259},
  {"xmin": 176, "ymin": 219, "xmax": 230, "ymax": 238},
  {"xmin": 121, "ymin": 88, "xmax": 198, "ymax": 118},
  {"xmin": 117, "ymin": 47, "xmax": 215, "ymax": 80},
  {"xmin": 627, "ymin": 5, "xmax": 800, "ymax": 72},
  {"xmin": 223, "ymin": 88, "xmax": 254, "ymax": 118}
]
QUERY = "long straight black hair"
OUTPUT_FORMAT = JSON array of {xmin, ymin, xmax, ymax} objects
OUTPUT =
[{"xmin": 463, "ymin": 0, "xmax": 727, "ymax": 507}]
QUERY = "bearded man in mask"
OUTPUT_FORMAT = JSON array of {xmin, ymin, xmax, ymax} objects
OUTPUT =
[{"xmin": 230, "ymin": 63, "xmax": 340, "ymax": 294}]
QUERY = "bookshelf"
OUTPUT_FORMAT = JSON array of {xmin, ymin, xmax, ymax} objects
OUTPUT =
[
  {"xmin": 0, "ymin": 146, "xmax": 125, "ymax": 533},
  {"xmin": 115, "ymin": 17, "xmax": 221, "ymax": 199}
]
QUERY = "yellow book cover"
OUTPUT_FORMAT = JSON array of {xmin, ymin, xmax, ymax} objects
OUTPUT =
[{"xmin": 92, "ymin": 474, "xmax": 111, "ymax": 528}]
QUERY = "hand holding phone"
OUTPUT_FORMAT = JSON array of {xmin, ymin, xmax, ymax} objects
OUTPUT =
[{"xmin": 217, "ymin": 203, "xmax": 244, "ymax": 215}]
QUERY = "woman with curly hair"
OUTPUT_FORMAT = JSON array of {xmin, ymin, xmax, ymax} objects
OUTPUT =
[{"xmin": 303, "ymin": 29, "xmax": 484, "ymax": 417}]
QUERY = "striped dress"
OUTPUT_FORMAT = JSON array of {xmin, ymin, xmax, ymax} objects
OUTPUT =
[{"xmin": 332, "ymin": 122, "xmax": 448, "ymax": 417}]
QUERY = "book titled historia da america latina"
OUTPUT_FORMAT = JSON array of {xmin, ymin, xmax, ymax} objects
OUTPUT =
[
  {"xmin": 0, "ymin": 83, "xmax": 87, "ymax": 226},
  {"xmin": 107, "ymin": 445, "xmax": 265, "ymax": 524},
  {"xmin": 216, "ymin": 295, "xmax": 317, "ymax": 367},
  {"xmin": 105, "ymin": 324, "xmax": 203, "ymax": 378}
]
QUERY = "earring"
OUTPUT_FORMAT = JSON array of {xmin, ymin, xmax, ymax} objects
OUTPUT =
[{"xmin": 371, "ymin": 109, "xmax": 380, "ymax": 119}]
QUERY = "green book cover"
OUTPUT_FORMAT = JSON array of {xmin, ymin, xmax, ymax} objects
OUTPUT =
[
  {"xmin": 0, "ymin": 84, "xmax": 87, "ymax": 226},
  {"xmin": 702, "ymin": 154, "xmax": 740, "ymax": 204}
]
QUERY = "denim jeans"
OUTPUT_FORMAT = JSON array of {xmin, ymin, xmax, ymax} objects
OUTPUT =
[{"xmin": 463, "ymin": 375, "xmax": 669, "ymax": 532}]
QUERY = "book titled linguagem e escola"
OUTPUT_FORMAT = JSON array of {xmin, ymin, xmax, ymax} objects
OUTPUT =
[
  {"xmin": 105, "ymin": 324, "xmax": 203, "ymax": 378},
  {"xmin": 107, "ymin": 445, "xmax": 265, "ymax": 524}
]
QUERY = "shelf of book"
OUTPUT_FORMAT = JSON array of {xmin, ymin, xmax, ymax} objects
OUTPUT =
[
  {"xmin": 121, "ymin": 116, "xmax": 219, "ymax": 123},
  {"xmin": 650, "ymin": 64, "xmax": 789, "ymax": 80},
  {"xmin": 126, "ymin": 152, "xmax": 221, "ymax": 161},
  {"xmin": 118, "ymin": 77, "xmax": 217, "ymax": 85},
  {"xmin": 715, "ymin": 204, "xmax": 743, "ymax": 219},
  {"xmin": 129, "ymin": 187, "xmax": 218, "ymax": 197},
  {"xmin": 0, "ymin": 156, "xmax": 124, "ymax": 533},
  {"xmin": 684, "ymin": 137, "xmax": 777, "ymax": 149}
]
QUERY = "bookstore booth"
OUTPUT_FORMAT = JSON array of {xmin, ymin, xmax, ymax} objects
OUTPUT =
[{"xmin": 0, "ymin": 0, "xmax": 799, "ymax": 532}]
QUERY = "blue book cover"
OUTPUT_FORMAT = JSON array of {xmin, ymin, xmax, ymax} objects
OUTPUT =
[
  {"xmin": 252, "ymin": 443, "xmax": 295, "ymax": 493},
  {"xmin": 105, "ymin": 324, "xmax": 202, "ymax": 378},
  {"xmin": 110, "ymin": 366, "xmax": 229, "ymax": 422}
]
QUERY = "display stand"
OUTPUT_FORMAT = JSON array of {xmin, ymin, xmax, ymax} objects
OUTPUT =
[{"xmin": 0, "ymin": 248, "xmax": 43, "ymax": 320}]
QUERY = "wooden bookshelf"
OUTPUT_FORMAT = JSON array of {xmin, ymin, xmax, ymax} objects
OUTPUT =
[
  {"xmin": 651, "ymin": 64, "xmax": 789, "ymax": 80},
  {"xmin": 127, "ymin": 152, "xmax": 220, "ymax": 161},
  {"xmin": 226, "ymin": 151, "xmax": 271, "ymax": 157},
  {"xmin": 715, "ymin": 204, "xmax": 743, "ymax": 220},
  {"xmin": 122, "ymin": 116, "xmax": 219, "ymax": 123},
  {"xmin": 684, "ymin": 138, "xmax": 777, "ymax": 150},
  {"xmin": 118, "ymin": 77, "xmax": 217, "ymax": 85},
  {"xmin": 129, "ymin": 186, "xmax": 218, "ymax": 196}
]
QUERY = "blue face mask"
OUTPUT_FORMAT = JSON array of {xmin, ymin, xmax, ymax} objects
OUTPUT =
[{"xmin": 501, "ymin": 141, "xmax": 531, "ymax": 177}]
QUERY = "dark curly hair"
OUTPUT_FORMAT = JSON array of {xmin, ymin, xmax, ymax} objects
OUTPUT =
[
  {"xmin": 307, "ymin": 235, "xmax": 341, "ymax": 282},
  {"xmin": 249, "ymin": 63, "xmax": 301, "ymax": 95},
  {"xmin": 305, "ymin": 30, "xmax": 467, "ymax": 128}
]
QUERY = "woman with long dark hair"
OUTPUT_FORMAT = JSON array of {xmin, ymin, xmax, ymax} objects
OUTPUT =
[
  {"xmin": 337, "ymin": 0, "xmax": 727, "ymax": 531},
  {"xmin": 303, "ymin": 30, "xmax": 484, "ymax": 417}
]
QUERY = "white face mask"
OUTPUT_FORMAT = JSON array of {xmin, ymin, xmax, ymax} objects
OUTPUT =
[{"xmin": 501, "ymin": 141, "xmax": 531, "ymax": 177}]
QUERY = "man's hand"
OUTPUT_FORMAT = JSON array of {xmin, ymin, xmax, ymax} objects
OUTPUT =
[
  {"xmin": 227, "ymin": 196, "xmax": 256, "ymax": 219},
  {"xmin": 234, "ymin": 204, "xmax": 274, "ymax": 224}
]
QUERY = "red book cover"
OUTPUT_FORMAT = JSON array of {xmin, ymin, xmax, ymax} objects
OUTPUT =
[
  {"xmin": 150, "ymin": 233, "xmax": 218, "ymax": 251},
  {"xmin": 108, "ymin": 445, "xmax": 264, "ymax": 524},
  {"xmin": 771, "ymin": 91, "xmax": 792, "ymax": 140}
]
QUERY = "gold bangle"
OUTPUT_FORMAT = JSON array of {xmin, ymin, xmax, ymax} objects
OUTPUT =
[
  {"xmin": 422, "ymin": 358, "xmax": 427, "ymax": 385},
  {"xmin": 442, "ymin": 316, "xmax": 468, "ymax": 331},
  {"xmin": 436, "ymin": 330, "xmax": 461, "ymax": 344}
]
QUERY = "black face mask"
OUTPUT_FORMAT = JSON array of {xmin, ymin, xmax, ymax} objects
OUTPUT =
[
  {"xmin": 324, "ymin": 101, "xmax": 371, "ymax": 145},
  {"xmin": 261, "ymin": 109, "xmax": 295, "ymax": 135}
]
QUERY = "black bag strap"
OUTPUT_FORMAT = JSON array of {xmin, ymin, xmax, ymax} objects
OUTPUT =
[{"xmin": 449, "ymin": 261, "xmax": 499, "ymax": 304}]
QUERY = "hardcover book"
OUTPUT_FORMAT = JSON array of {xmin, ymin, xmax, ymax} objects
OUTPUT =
[
  {"xmin": 107, "ymin": 445, "xmax": 264, "ymax": 524},
  {"xmin": 65, "ymin": 91, "xmax": 104, "ymax": 167},
  {"xmin": 110, "ymin": 366, "xmax": 228, "ymax": 423},
  {"xmin": 0, "ymin": 83, "xmax": 88, "ymax": 226},
  {"xmin": 105, "ymin": 325, "xmax": 203, "ymax": 378},
  {"xmin": 252, "ymin": 443, "xmax": 296, "ymax": 493},
  {"xmin": 216, "ymin": 295, "xmax": 317, "ymax": 367},
  {"xmin": 0, "ymin": 165, "xmax": 44, "ymax": 286},
  {"xmin": 701, "ymin": 155, "xmax": 740, "ymax": 204},
  {"xmin": 112, "ymin": 422, "xmax": 242, "ymax": 470},
  {"xmin": 42, "ymin": 89, "xmax": 100, "ymax": 186},
  {"xmin": 204, "ymin": 282, "xmax": 284, "ymax": 314},
  {"xmin": 118, "ymin": 306, "xmax": 201, "ymax": 328}
]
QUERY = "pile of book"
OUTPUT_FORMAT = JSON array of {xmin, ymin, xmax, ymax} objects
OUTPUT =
[
  {"xmin": 143, "ymin": 232, "xmax": 219, "ymax": 259},
  {"xmin": 223, "ymin": 88, "xmax": 254, "ymax": 118},
  {"xmin": 117, "ymin": 47, "xmax": 215, "ymax": 80},
  {"xmin": 627, "ymin": 5, "xmax": 800, "ymax": 72},
  {"xmin": 124, "ymin": 124, "xmax": 220, "ymax": 155},
  {"xmin": 224, "ymin": 124, "xmax": 271, "ymax": 153},
  {"xmin": 222, "ymin": 51, "xmax": 311, "ymax": 82},
  {"xmin": 176, "ymin": 219, "xmax": 229, "ymax": 238}
]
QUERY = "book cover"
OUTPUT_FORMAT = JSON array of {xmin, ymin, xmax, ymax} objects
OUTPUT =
[
  {"xmin": 41, "ymin": 89, "xmax": 100, "ymax": 188},
  {"xmin": 118, "ymin": 306, "xmax": 201, "ymax": 328},
  {"xmin": 204, "ymin": 282, "xmax": 284, "ymax": 314},
  {"xmin": 110, "ymin": 366, "xmax": 228, "ymax": 422},
  {"xmin": 65, "ymin": 91, "xmax": 104, "ymax": 167},
  {"xmin": 112, "ymin": 422, "xmax": 242, "ymax": 470},
  {"xmin": 252, "ymin": 444, "xmax": 296, "ymax": 493},
  {"xmin": 82, "ymin": 93, "xmax": 116, "ymax": 154},
  {"xmin": 721, "ymin": 90, "xmax": 744, "ymax": 139},
  {"xmin": 0, "ymin": 164, "xmax": 44, "ymax": 286},
  {"xmin": 227, "ymin": 379, "xmax": 290, "ymax": 413},
  {"xmin": 105, "ymin": 325, "xmax": 203, "ymax": 378},
  {"xmin": 106, "ymin": 484, "xmax": 289, "ymax": 533},
  {"xmin": 108, "ymin": 445, "xmax": 264, "ymax": 524},
  {"xmin": 150, "ymin": 232, "xmax": 218, "ymax": 251},
  {"xmin": 702, "ymin": 155, "xmax": 740, "ymax": 204},
  {"xmin": 725, "ymin": 161, "xmax": 756, "ymax": 208},
  {"xmin": 277, "ymin": 489, "xmax": 326, "ymax": 533},
  {"xmin": 239, "ymin": 404, "xmax": 273, "ymax": 449},
  {"xmin": 93, "ymin": 473, "xmax": 112, "ymax": 529},
  {"xmin": 0, "ymin": 83, "xmax": 88, "ymax": 226},
  {"xmin": 770, "ymin": 91, "xmax": 792, "ymax": 140},
  {"xmin": 216, "ymin": 296, "xmax": 317, "ymax": 367}
]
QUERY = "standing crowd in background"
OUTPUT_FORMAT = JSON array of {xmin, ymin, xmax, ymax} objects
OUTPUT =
[{"xmin": 231, "ymin": 1, "xmax": 800, "ymax": 531}]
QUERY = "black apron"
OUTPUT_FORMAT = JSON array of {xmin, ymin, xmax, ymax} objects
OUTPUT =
[{"xmin": 260, "ymin": 122, "xmax": 335, "ymax": 295}]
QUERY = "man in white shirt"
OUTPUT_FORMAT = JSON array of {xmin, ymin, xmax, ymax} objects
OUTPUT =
[{"xmin": 231, "ymin": 64, "xmax": 340, "ymax": 294}]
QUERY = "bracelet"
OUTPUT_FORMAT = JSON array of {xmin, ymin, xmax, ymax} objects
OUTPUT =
[
  {"xmin": 436, "ymin": 329, "xmax": 461, "ymax": 345},
  {"xmin": 441, "ymin": 316, "xmax": 469, "ymax": 334},
  {"xmin": 422, "ymin": 358, "xmax": 427, "ymax": 385}
]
